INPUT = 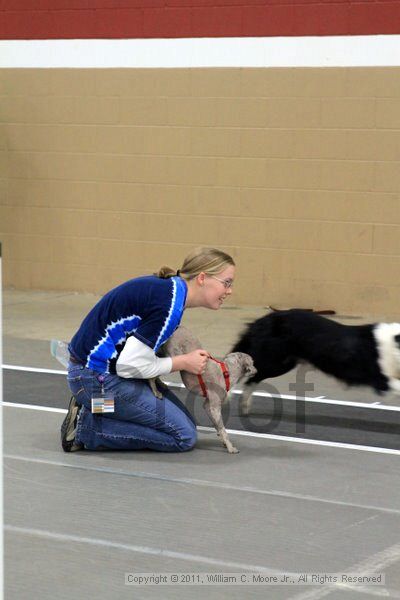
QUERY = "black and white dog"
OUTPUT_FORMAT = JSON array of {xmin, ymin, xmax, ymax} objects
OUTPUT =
[{"xmin": 232, "ymin": 309, "xmax": 400, "ymax": 414}]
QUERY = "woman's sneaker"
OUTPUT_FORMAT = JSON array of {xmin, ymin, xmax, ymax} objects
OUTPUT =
[{"xmin": 61, "ymin": 396, "xmax": 83, "ymax": 452}]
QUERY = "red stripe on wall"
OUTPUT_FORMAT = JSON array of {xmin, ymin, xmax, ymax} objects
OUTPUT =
[{"xmin": 1, "ymin": 1, "xmax": 400, "ymax": 40}]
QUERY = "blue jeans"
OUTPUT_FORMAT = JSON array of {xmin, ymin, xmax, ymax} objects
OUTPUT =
[{"xmin": 66, "ymin": 363, "xmax": 197, "ymax": 452}]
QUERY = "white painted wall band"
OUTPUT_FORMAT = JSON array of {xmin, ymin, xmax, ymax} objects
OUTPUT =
[{"xmin": 1, "ymin": 35, "xmax": 400, "ymax": 68}]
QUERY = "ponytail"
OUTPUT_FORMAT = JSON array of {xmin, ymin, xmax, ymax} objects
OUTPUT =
[
  {"xmin": 156, "ymin": 247, "xmax": 235, "ymax": 281},
  {"xmin": 156, "ymin": 266, "xmax": 176, "ymax": 279}
]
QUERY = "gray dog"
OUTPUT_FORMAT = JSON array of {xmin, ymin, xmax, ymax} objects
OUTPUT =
[{"xmin": 150, "ymin": 325, "xmax": 256, "ymax": 453}]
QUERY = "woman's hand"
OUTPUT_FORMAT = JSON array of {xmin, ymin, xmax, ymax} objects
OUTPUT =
[
  {"xmin": 184, "ymin": 349, "xmax": 210, "ymax": 375},
  {"xmin": 171, "ymin": 350, "xmax": 210, "ymax": 375}
]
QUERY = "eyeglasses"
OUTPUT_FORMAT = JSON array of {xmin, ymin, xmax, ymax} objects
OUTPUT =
[{"xmin": 210, "ymin": 276, "xmax": 234, "ymax": 289}]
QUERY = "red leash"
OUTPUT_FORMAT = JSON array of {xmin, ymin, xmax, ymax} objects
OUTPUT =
[{"xmin": 197, "ymin": 355, "xmax": 230, "ymax": 399}]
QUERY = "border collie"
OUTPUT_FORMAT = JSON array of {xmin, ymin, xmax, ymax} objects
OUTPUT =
[{"xmin": 232, "ymin": 309, "xmax": 400, "ymax": 414}]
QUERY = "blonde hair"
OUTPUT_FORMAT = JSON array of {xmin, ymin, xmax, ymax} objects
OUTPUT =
[{"xmin": 157, "ymin": 247, "xmax": 235, "ymax": 280}]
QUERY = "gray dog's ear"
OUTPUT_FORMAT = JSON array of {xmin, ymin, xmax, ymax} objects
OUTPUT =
[{"xmin": 245, "ymin": 356, "xmax": 256, "ymax": 375}]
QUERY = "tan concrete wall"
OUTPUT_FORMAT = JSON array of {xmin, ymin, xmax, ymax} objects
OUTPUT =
[{"xmin": 1, "ymin": 68, "xmax": 400, "ymax": 315}]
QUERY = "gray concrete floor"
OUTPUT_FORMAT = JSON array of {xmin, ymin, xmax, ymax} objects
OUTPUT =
[{"xmin": 3, "ymin": 289, "xmax": 400, "ymax": 599}]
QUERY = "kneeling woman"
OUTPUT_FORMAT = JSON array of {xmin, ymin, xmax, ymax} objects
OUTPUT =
[{"xmin": 61, "ymin": 247, "xmax": 235, "ymax": 453}]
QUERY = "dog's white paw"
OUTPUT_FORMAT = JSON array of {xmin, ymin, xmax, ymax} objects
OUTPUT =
[
  {"xmin": 222, "ymin": 438, "xmax": 239, "ymax": 453},
  {"xmin": 222, "ymin": 439, "xmax": 240, "ymax": 453}
]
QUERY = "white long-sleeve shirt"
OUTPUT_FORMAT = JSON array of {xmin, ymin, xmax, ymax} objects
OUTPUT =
[{"xmin": 116, "ymin": 335, "xmax": 173, "ymax": 379}]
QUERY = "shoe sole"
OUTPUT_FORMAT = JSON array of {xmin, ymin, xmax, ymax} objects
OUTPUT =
[{"xmin": 61, "ymin": 396, "xmax": 82, "ymax": 452}]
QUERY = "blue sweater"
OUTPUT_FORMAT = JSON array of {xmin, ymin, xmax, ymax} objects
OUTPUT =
[{"xmin": 69, "ymin": 275, "xmax": 187, "ymax": 374}]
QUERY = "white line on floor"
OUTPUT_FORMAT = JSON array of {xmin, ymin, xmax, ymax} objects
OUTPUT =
[
  {"xmin": 288, "ymin": 542, "xmax": 400, "ymax": 600},
  {"xmin": 3, "ymin": 364, "xmax": 66, "ymax": 376},
  {"xmin": 336, "ymin": 583, "xmax": 400, "ymax": 598},
  {"xmin": 5, "ymin": 453, "xmax": 400, "ymax": 516},
  {"xmin": 4, "ymin": 363, "xmax": 400, "ymax": 413},
  {"xmin": 4, "ymin": 524, "xmax": 296, "ymax": 575},
  {"xmin": 4, "ymin": 402, "xmax": 400, "ymax": 456},
  {"xmin": 3, "ymin": 401, "xmax": 66, "ymax": 414}
]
